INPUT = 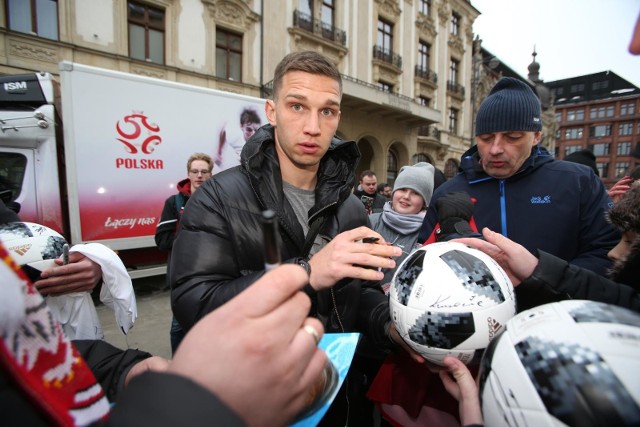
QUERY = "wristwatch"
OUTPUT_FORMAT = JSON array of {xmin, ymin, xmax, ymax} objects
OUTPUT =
[{"xmin": 296, "ymin": 257, "xmax": 312, "ymax": 277}]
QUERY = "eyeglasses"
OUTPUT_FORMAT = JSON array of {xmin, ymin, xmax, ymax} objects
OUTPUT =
[{"xmin": 189, "ymin": 169, "xmax": 211, "ymax": 175}]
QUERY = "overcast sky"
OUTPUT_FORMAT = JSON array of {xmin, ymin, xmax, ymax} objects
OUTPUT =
[{"xmin": 471, "ymin": 0, "xmax": 640, "ymax": 87}]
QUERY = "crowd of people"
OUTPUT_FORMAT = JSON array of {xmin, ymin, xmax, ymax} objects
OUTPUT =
[{"xmin": 1, "ymin": 11, "xmax": 639, "ymax": 427}]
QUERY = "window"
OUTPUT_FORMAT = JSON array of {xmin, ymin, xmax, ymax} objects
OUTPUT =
[
  {"xmin": 450, "ymin": 12, "xmax": 460, "ymax": 36},
  {"xmin": 615, "ymin": 162, "xmax": 630, "ymax": 178},
  {"xmin": 553, "ymin": 87, "xmax": 564, "ymax": 96},
  {"xmin": 448, "ymin": 108, "xmax": 458, "ymax": 135},
  {"xmin": 589, "ymin": 125, "xmax": 611, "ymax": 138},
  {"xmin": 570, "ymin": 83, "xmax": 584, "ymax": 93},
  {"xmin": 444, "ymin": 158, "xmax": 458, "ymax": 179},
  {"xmin": 413, "ymin": 153, "xmax": 429, "ymax": 163},
  {"xmin": 299, "ymin": 0, "xmax": 312, "ymax": 15},
  {"xmin": 564, "ymin": 128, "xmax": 583, "ymax": 139},
  {"xmin": 621, "ymin": 102, "xmax": 635, "ymax": 116},
  {"xmin": 419, "ymin": 0, "xmax": 431, "ymax": 16},
  {"xmin": 418, "ymin": 96, "xmax": 430, "ymax": 107},
  {"xmin": 128, "ymin": 2, "xmax": 165, "ymax": 63},
  {"xmin": 387, "ymin": 151, "xmax": 398, "ymax": 186},
  {"xmin": 590, "ymin": 143, "xmax": 610, "ymax": 156},
  {"xmin": 564, "ymin": 145, "xmax": 582, "ymax": 156},
  {"xmin": 0, "ymin": 152, "xmax": 28, "ymax": 201},
  {"xmin": 7, "ymin": 0, "xmax": 58, "ymax": 40},
  {"xmin": 378, "ymin": 81, "xmax": 392, "ymax": 93},
  {"xmin": 618, "ymin": 142, "xmax": 632, "ymax": 156},
  {"xmin": 216, "ymin": 29, "xmax": 242, "ymax": 81},
  {"xmin": 596, "ymin": 162, "xmax": 609, "ymax": 178},
  {"xmin": 449, "ymin": 59, "xmax": 459, "ymax": 85},
  {"xmin": 418, "ymin": 41, "xmax": 430, "ymax": 72},
  {"xmin": 567, "ymin": 109, "xmax": 584, "ymax": 121},
  {"xmin": 590, "ymin": 105, "xmax": 614, "ymax": 119},
  {"xmin": 321, "ymin": 0, "xmax": 335, "ymax": 39},
  {"xmin": 377, "ymin": 18, "xmax": 393, "ymax": 55},
  {"xmin": 555, "ymin": 112, "xmax": 562, "ymax": 123},
  {"xmin": 592, "ymin": 80, "xmax": 609, "ymax": 90},
  {"xmin": 619, "ymin": 122, "xmax": 634, "ymax": 136}
]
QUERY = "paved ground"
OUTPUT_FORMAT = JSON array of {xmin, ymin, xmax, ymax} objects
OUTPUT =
[{"xmin": 96, "ymin": 275, "xmax": 173, "ymax": 359}]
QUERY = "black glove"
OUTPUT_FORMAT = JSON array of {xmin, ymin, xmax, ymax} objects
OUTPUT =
[{"xmin": 434, "ymin": 192, "xmax": 481, "ymax": 241}]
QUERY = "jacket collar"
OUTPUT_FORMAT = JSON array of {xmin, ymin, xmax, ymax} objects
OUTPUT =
[
  {"xmin": 241, "ymin": 124, "xmax": 360, "ymax": 221},
  {"xmin": 459, "ymin": 144, "xmax": 553, "ymax": 183}
]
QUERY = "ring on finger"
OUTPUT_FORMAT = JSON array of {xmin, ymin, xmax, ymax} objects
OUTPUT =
[{"xmin": 302, "ymin": 324, "xmax": 320, "ymax": 346}]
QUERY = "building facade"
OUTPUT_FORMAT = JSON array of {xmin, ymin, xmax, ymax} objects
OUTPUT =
[
  {"xmin": 547, "ymin": 71, "xmax": 640, "ymax": 188},
  {"xmin": 3, "ymin": 0, "xmax": 544, "ymax": 186}
]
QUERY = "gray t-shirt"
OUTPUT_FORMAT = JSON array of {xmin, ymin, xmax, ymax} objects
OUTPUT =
[{"xmin": 282, "ymin": 181, "xmax": 327, "ymax": 256}]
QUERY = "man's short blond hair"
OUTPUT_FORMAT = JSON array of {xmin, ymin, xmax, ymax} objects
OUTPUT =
[{"xmin": 187, "ymin": 153, "xmax": 213, "ymax": 173}]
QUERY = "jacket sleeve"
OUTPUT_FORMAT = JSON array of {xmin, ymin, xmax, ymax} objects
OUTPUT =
[
  {"xmin": 516, "ymin": 250, "xmax": 640, "ymax": 312},
  {"xmin": 569, "ymin": 172, "xmax": 620, "ymax": 276},
  {"xmin": 169, "ymin": 179, "xmax": 266, "ymax": 331},
  {"xmin": 99, "ymin": 371, "xmax": 245, "ymax": 427},
  {"xmin": 155, "ymin": 196, "xmax": 178, "ymax": 251},
  {"xmin": 73, "ymin": 340, "xmax": 152, "ymax": 401},
  {"xmin": 356, "ymin": 283, "xmax": 398, "ymax": 353}
]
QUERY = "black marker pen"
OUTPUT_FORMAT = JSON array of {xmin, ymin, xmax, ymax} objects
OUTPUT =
[{"xmin": 262, "ymin": 209, "xmax": 281, "ymax": 271}]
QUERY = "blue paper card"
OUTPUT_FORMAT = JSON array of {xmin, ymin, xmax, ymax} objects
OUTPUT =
[{"xmin": 290, "ymin": 332, "xmax": 360, "ymax": 427}]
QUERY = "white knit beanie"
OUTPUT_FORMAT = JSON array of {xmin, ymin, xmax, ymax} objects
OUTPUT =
[{"xmin": 392, "ymin": 162, "xmax": 435, "ymax": 207}]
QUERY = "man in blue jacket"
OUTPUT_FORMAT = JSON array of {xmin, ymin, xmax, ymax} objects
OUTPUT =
[{"xmin": 419, "ymin": 77, "xmax": 619, "ymax": 276}]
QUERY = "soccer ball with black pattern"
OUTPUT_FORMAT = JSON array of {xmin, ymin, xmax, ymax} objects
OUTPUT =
[
  {"xmin": 389, "ymin": 241, "xmax": 516, "ymax": 366},
  {"xmin": 0, "ymin": 221, "xmax": 67, "ymax": 282},
  {"xmin": 478, "ymin": 300, "xmax": 640, "ymax": 426}
]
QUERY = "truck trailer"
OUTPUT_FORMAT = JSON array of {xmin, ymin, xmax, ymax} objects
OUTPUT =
[{"xmin": 0, "ymin": 61, "xmax": 267, "ymax": 278}]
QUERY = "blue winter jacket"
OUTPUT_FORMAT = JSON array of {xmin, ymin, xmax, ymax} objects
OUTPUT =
[{"xmin": 418, "ymin": 145, "xmax": 620, "ymax": 276}]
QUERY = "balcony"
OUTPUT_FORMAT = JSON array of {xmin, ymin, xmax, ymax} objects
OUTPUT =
[
  {"xmin": 373, "ymin": 45, "xmax": 402, "ymax": 69},
  {"xmin": 292, "ymin": 10, "xmax": 346, "ymax": 46},
  {"xmin": 415, "ymin": 65, "xmax": 437, "ymax": 85},
  {"xmin": 447, "ymin": 80, "xmax": 465, "ymax": 98}
]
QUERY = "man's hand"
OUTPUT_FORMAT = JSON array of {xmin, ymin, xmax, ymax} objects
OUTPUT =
[
  {"xmin": 35, "ymin": 252, "xmax": 102, "ymax": 296},
  {"xmin": 125, "ymin": 356, "xmax": 171, "ymax": 387},
  {"xmin": 307, "ymin": 226, "xmax": 401, "ymax": 291},
  {"xmin": 439, "ymin": 356, "xmax": 483, "ymax": 426},
  {"xmin": 169, "ymin": 264, "xmax": 327, "ymax": 427},
  {"xmin": 454, "ymin": 227, "xmax": 538, "ymax": 287}
]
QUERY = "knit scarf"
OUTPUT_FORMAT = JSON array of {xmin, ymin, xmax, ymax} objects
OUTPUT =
[
  {"xmin": 0, "ymin": 242, "xmax": 110, "ymax": 426},
  {"xmin": 380, "ymin": 202, "xmax": 426, "ymax": 235}
]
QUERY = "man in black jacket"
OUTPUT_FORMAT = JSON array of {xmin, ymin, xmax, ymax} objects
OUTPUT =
[{"xmin": 170, "ymin": 51, "xmax": 414, "ymax": 426}]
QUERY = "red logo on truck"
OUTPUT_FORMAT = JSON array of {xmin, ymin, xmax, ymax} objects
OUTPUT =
[{"xmin": 115, "ymin": 112, "xmax": 164, "ymax": 169}]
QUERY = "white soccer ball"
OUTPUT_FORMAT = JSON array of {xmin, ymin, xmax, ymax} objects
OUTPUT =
[
  {"xmin": 389, "ymin": 241, "xmax": 516, "ymax": 366},
  {"xmin": 479, "ymin": 300, "xmax": 640, "ymax": 426},
  {"xmin": 0, "ymin": 221, "xmax": 67, "ymax": 281}
]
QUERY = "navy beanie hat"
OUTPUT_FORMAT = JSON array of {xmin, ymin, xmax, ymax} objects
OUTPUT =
[{"xmin": 475, "ymin": 77, "xmax": 542, "ymax": 136}]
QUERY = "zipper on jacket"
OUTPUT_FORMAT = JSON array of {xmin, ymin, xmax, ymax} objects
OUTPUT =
[{"xmin": 499, "ymin": 180, "xmax": 508, "ymax": 237}]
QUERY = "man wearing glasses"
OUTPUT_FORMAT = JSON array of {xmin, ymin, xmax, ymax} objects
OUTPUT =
[{"xmin": 155, "ymin": 152, "xmax": 213, "ymax": 354}]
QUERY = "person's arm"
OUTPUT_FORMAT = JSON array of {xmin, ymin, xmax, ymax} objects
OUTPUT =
[
  {"xmin": 517, "ymin": 250, "xmax": 640, "ymax": 312},
  {"xmin": 101, "ymin": 372, "xmax": 246, "ymax": 427},
  {"xmin": 154, "ymin": 196, "xmax": 178, "ymax": 251},
  {"xmin": 570, "ymin": 172, "xmax": 621, "ymax": 275},
  {"xmin": 73, "ymin": 340, "xmax": 157, "ymax": 401},
  {"xmin": 457, "ymin": 228, "xmax": 640, "ymax": 312},
  {"xmin": 169, "ymin": 181, "xmax": 272, "ymax": 330}
]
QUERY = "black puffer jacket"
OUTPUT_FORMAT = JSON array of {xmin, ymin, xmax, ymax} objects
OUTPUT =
[{"xmin": 170, "ymin": 125, "xmax": 394, "ymax": 350}]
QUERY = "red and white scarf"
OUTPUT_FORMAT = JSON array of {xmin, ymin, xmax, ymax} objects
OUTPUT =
[{"xmin": 0, "ymin": 242, "xmax": 110, "ymax": 426}]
